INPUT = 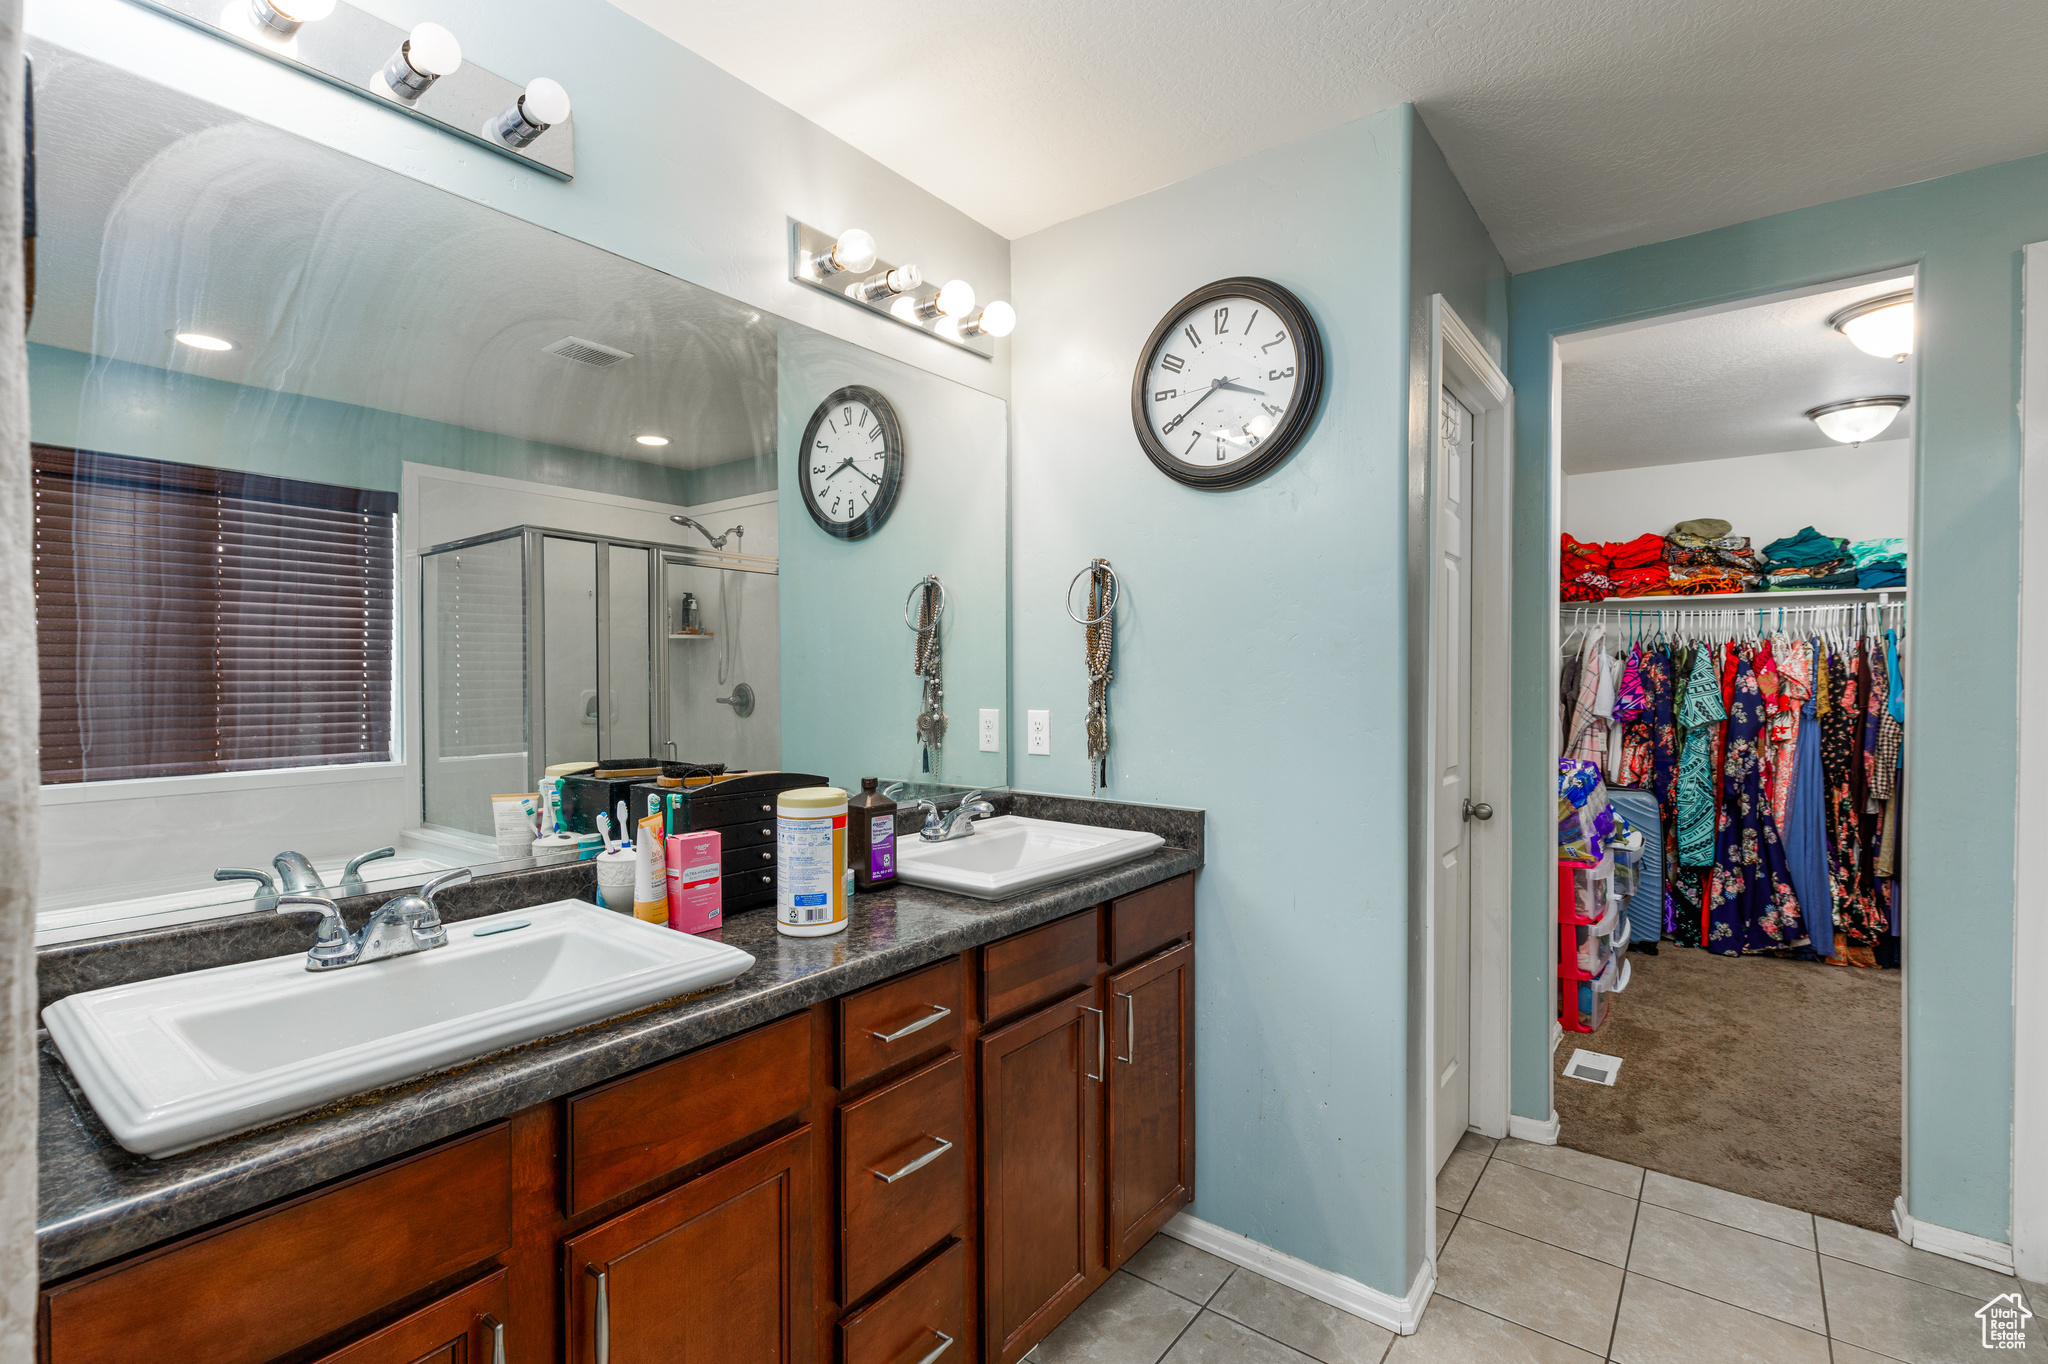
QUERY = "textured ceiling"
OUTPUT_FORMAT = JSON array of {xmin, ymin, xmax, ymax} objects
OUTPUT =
[
  {"xmin": 613, "ymin": 0, "xmax": 2048, "ymax": 268},
  {"xmin": 1558, "ymin": 275, "xmax": 1916, "ymax": 473},
  {"xmin": 28, "ymin": 44, "xmax": 781, "ymax": 470}
]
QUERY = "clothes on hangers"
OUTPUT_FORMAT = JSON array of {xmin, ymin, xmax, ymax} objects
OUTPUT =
[{"xmin": 1703, "ymin": 646, "xmax": 1806, "ymax": 954}]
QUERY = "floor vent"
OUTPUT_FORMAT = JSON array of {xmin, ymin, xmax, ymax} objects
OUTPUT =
[
  {"xmin": 1563, "ymin": 1048, "xmax": 1622, "ymax": 1087},
  {"xmin": 542, "ymin": 336, "xmax": 634, "ymax": 367}
]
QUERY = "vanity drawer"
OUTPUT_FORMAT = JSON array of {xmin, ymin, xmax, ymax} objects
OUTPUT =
[
  {"xmin": 565, "ymin": 1013, "xmax": 810, "ymax": 1214},
  {"xmin": 42, "ymin": 1124, "xmax": 512, "ymax": 1364},
  {"xmin": 723, "ymin": 841, "xmax": 780, "ymax": 876},
  {"xmin": 840, "ymin": 1051, "xmax": 965, "ymax": 1304},
  {"xmin": 982, "ymin": 908, "xmax": 1101, "ymax": 1022},
  {"xmin": 841, "ymin": 1240, "xmax": 966, "ymax": 1364},
  {"xmin": 840, "ymin": 959, "xmax": 962, "ymax": 1087},
  {"xmin": 1109, "ymin": 874, "xmax": 1195, "ymax": 968}
]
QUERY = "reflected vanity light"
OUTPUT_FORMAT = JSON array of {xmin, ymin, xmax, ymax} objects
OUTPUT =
[
  {"xmin": 247, "ymin": 0, "xmax": 335, "ymax": 39},
  {"xmin": 854, "ymin": 264, "xmax": 921, "ymax": 304},
  {"xmin": 634, "ymin": 434, "xmax": 670, "ymax": 447},
  {"xmin": 483, "ymin": 77, "xmax": 570, "ymax": 148},
  {"xmin": 173, "ymin": 331, "xmax": 235, "ymax": 352},
  {"xmin": 811, "ymin": 229, "xmax": 877, "ymax": 280},
  {"xmin": 1806, "ymin": 395, "xmax": 1908, "ymax": 445},
  {"xmin": 1829, "ymin": 290, "xmax": 1914, "ymax": 362},
  {"xmin": 959, "ymin": 300, "xmax": 1016, "ymax": 339},
  {"xmin": 377, "ymin": 23, "xmax": 463, "ymax": 104},
  {"xmin": 913, "ymin": 279, "xmax": 975, "ymax": 323}
]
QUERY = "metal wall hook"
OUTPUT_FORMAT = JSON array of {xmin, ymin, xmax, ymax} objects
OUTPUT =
[
  {"xmin": 1066, "ymin": 559, "xmax": 1120, "ymax": 624},
  {"xmin": 904, "ymin": 574, "xmax": 947, "ymax": 629}
]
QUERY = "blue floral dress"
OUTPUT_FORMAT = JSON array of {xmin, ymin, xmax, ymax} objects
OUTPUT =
[{"xmin": 1703, "ymin": 648, "xmax": 1806, "ymax": 954}]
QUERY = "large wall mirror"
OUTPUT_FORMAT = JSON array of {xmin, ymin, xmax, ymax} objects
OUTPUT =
[{"xmin": 29, "ymin": 42, "xmax": 1010, "ymax": 942}]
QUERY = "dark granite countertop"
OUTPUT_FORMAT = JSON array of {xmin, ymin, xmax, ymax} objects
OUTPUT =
[{"xmin": 37, "ymin": 792, "xmax": 1201, "ymax": 1282}]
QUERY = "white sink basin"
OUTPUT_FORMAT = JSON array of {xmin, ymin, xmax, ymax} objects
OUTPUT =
[
  {"xmin": 892, "ymin": 816, "xmax": 1164, "ymax": 900},
  {"xmin": 43, "ymin": 901, "xmax": 755, "ymax": 1158}
]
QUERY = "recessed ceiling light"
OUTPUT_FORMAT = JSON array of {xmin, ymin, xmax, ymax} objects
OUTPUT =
[
  {"xmin": 173, "ymin": 332, "xmax": 234, "ymax": 352},
  {"xmin": 1829, "ymin": 290, "xmax": 1914, "ymax": 361},
  {"xmin": 635, "ymin": 434, "xmax": 670, "ymax": 447},
  {"xmin": 1806, "ymin": 396, "xmax": 1909, "ymax": 445}
]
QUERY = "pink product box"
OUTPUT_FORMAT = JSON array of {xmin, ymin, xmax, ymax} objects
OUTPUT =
[{"xmin": 666, "ymin": 832, "xmax": 722, "ymax": 934}]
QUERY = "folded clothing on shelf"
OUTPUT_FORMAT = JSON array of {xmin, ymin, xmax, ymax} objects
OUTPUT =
[
  {"xmin": 1857, "ymin": 561, "xmax": 1907, "ymax": 589},
  {"xmin": 1563, "ymin": 532, "xmax": 1611, "ymax": 571},
  {"xmin": 1847, "ymin": 536, "xmax": 1907, "ymax": 568},
  {"xmin": 1602, "ymin": 532, "xmax": 1667, "ymax": 570},
  {"xmin": 1664, "ymin": 530, "xmax": 1758, "ymax": 572},
  {"xmin": 1562, "ymin": 577, "xmax": 1606, "ymax": 603},
  {"xmin": 1764, "ymin": 561, "xmax": 1859, "ymax": 590},
  {"xmin": 1761, "ymin": 526, "xmax": 1845, "ymax": 566},
  {"xmin": 1609, "ymin": 567, "xmax": 1672, "ymax": 597},
  {"xmin": 1665, "ymin": 565, "xmax": 1758, "ymax": 595}
]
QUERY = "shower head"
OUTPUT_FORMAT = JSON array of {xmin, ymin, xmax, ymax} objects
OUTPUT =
[{"xmin": 671, "ymin": 515, "xmax": 744, "ymax": 551}]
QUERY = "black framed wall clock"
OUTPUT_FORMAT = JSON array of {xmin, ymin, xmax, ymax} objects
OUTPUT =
[
  {"xmin": 799, "ymin": 384, "xmax": 905, "ymax": 539},
  {"xmin": 1130, "ymin": 276, "xmax": 1325, "ymax": 489}
]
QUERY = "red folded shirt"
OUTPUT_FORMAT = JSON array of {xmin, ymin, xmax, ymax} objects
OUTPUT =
[
  {"xmin": 1562, "ymin": 533, "xmax": 1611, "ymax": 571},
  {"xmin": 1603, "ymin": 533, "xmax": 1666, "ymax": 570},
  {"xmin": 1608, "ymin": 564, "xmax": 1671, "ymax": 597}
]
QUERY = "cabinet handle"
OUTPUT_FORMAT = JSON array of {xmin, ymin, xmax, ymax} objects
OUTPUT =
[
  {"xmin": 585, "ymin": 1264, "xmax": 609, "ymax": 1364},
  {"xmin": 1117, "ymin": 991, "xmax": 1136, "ymax": 1064},
  {"xmin": 874, "ymin": 1135, "xmax": 954, "ymax": 1183},
  {"xmin": 912, "ymin": 1329, "xmax": 956, "ymax": 1364},
  {"xmin": 480, "ymin": 1313, "xmax": 506, "ymax": 1364},
  {"xmin": 1081, "ymin": 1005, "xmax": 1104, "ymax": 1081},
  {"xmin": 871, "ymin": 1003, "xmax": 951, "ymax": 1043}
]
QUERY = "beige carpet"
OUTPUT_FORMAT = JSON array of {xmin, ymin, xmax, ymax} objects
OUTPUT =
[{"xmin": 1553, "ymin": 945, "xmax": 1902, "ymax": 1232}]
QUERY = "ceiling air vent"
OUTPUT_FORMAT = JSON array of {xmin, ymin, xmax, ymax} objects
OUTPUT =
[{"xmin": 542, "ymin": 336, "xmax": 634, "ymax": 368}]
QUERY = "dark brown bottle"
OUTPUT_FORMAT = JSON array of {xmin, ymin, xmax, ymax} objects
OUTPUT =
[{"xmin": 846, "ymin": 778, "xmax": 898, "ymax": 891}]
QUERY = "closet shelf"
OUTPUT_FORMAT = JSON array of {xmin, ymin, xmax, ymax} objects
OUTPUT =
[{"xmin": 1562, "ymin": 587, "xmax": 1906, "ymax": 608}]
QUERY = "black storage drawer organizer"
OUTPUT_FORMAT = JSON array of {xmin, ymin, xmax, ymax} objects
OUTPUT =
[{"xmin": 632, "ymin": 771, "xmax": 827, "ymax": 916}]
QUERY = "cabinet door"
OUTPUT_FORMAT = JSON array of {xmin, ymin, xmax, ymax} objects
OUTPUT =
[
  {"xmin": 311, "ymin": 1270, "xmax": 509, "ymax": 1364},
  {"xmin": 563, "ymin": 1127, "xmax": 812, "ymax": 1364},
  {"xmin": 980, "ymin": 993, "xmax": 1102, "ymax": 1364},
  {"xmin": 1107, "ymin": 942, "xmax": 1195, "ymax": 1267}
]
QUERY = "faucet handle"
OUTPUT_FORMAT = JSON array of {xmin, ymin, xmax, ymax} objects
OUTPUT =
[
  {"xmin": 419, "ymin": 867, "xmax": 475, "ymax": 905},
  {"xmin": 341, "ymin": 846, "xmax": 396, "ymax": 893},
  {"xmin": 216, "ymin": 867, "xmax": 278, "ymax": 913},
  {"xmin": 277, "ymin": 895, "xmax": 355, "ymax": 968}
]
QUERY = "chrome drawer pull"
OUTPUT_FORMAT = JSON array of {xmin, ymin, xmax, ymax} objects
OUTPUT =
[
  {"xmin": 1117, "ymin": 991, "xmax": 1135, "ymax": 1064},
  {"xmin": 1081, "ymin": 1005, "xmax": 1104, "ymax": 1081},
  {"xmin": 874, "ymin": 1135, "xmax": 954, "ymax": 1183},
  {"xmin": 871, "ymin": 1003, "xmax": 951, "ymax": 1043},
  {"xmin": 480, "ymin": 1313, "xmax": 506, "ymax": 1364},
  {"xmin": 585, "ymin": 1265, "xmax": 609, "ymax": 1364},
  {"xmin": 913, "ymin": 1329, "xmax": 956, "ymax": 1364}
]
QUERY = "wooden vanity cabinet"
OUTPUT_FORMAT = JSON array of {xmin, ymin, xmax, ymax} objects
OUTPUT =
[
  {"xmin": 1106, "ymin": 940, "xmax": 1195, "ymax": 1268},
  {"xmin": 308, "ymin": 1269, "xmax": 510, "ymax": 1364}
]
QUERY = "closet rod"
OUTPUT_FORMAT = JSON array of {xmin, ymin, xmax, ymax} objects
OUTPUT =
[{"xmin": 1559, "ymin": 587, "xmax": 1904, "ymax": 608}]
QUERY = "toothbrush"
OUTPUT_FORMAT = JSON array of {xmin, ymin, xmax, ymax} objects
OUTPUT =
[
  {"xmin": 615, "ymin": 801, "xmax": 631, "ymax": 854},
  {"xmin": 596, "ymin": 812, "xmax": 615, "ymax": 853}
]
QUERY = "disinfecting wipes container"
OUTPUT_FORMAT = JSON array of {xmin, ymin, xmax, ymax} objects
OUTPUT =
[{"xmin": 776, "ymin": 786, "xmax": 848, "ymax": 937}]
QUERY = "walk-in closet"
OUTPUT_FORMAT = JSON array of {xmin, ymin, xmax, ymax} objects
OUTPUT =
[{"xmin": 1550, "ymin": 275, "xmax": 1914, "ymax": 1233}]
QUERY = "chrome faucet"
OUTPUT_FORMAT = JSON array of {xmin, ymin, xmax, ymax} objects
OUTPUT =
[
  {"xmin": 917, "ymin": 790, "xmax": 994, "ymax": 843},
  {"xmin": 217, "ymin": 846, "xmax": 398, "ymax": 912},
  {"xmin": 276, "ymin": 868, "xmax": 474, "ymax": 972},
  {"xmin": 273, "ymin": 850, "xmax": 324, "ymax": 895}
]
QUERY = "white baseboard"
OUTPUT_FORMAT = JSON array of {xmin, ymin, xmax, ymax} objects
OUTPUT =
[
  {"xmin": 1163, "ymin": 1214, "xmax": 1436, "ymax": 1335},
  {"xmin": 1551, "ymin": 1020, "xmax": 1563, "ymax": 1055},
  {"xmin": 1507, "ymin": 1110, "xmax": 1560, "ymax": 1145},
  {"xmin": 1893, "ymin": 1196, "xmax": 2016, "ymax": 1276}
]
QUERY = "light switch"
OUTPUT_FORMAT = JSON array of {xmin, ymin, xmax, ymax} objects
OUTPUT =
[
  {"xmin": 979, "ymin": 709, "xmax": 1000, "ymax": 752},
  {"xmin": 1027, "ymin": 710, "xmax": 1050, "ymax": 755}
]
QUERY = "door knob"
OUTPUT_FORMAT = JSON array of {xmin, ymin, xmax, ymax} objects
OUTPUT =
[{"xmin": 1463, "ymin": 798, "xmax": 1493, "ymax": 822}]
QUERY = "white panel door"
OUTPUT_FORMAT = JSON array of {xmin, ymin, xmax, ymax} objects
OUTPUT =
[{"xmin": 1433, "ymin": 389, "xmax": 1477, "ymax": 1173}]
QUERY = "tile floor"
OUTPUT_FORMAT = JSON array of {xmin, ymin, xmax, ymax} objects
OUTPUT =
[{"xmin": 1025, "ymin": 1134, "xmax": 2048, "ymax": 1364}]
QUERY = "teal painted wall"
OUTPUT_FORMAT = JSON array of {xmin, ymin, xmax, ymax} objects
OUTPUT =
[
  {"xmin": 31, "ymin": 343, "xmax": 693, "ymax": 504},
  {"xmin": 1510, "ymin": 152, "xmax": 2048, "ymax": 1242},
  {"xmin": 687, "ymin": 454, "xmax": 777, "ymax": 507},
  {"xmin": 777, "ymin": 328, "xmax": 1009, "ymax": 794},
  {"xmin": 1011, "ymin": 106, "xmax": 1503, "ymax": 1295}
]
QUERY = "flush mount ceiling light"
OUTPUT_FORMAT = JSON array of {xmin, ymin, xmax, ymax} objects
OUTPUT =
[
  {"xmin": 172, "ymin": 331, "xmax": 234, "ymax": 352},
  {"xmin": 1829, "ymin": 290, "xmax": 1915, "ymax": 361},
  {"xmin": 483, "ymin": 77, "xmax": 571, "ymax": 149},
  {"xmin": 810, "ymin": 229, "xmax": 877, "ymax": 280},
  {"xmin": 377, "ymin": 22, "xmax": 462, "ymax": 104},
  {"xmin": 634, "ymin": 434, "xmax": 670, "ymax": 447},
  {"xmin": 1806, "ymin": 395, "xmax": 1909, "ymax": 445},
  {"xmin": 960, "ymin": 300, "xmax": 1016, "ymax": 340}
]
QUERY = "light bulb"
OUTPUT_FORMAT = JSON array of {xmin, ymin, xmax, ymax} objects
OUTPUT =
[
  {"xmin": 1830, "ymin": 291, "xmax": 1914, "ymax": 361},
  {"xmin": 247, "ymin": 0, "xmax": 334, "ymax": 37},
  {"xmin": 174, "ymin": 332, "xmax": 234, "ymax": 351},
  {"xmin": 378, "ymin": 22, "xmax": 462, "ymax": 102},
  {"xmin": 962, "ymin": 300, "xmax": 1016, "ymax": 339},
  {"xmin": 1806, "ymin": 396, "xmax": 1908, "ymax": 445},
  {"xmin": 855, "ymin": 263, "xmax": 921, "ymax": 303},
  {"xmin": 635, "ymin": 434, "xmax": 670, "ymax": 447},
  {"xmin": 914, "ymin": 278, "xmax": 975, "ymax": 322},
  {"xmin": 817, "ymin": 229, "xmax": 877, "ymax": 278},
  {"xmin": 483, "ymin": 77, "xmax": 570, "ymax": 148}
]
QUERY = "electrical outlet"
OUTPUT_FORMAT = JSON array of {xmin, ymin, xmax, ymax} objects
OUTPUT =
[
  {"xmin": 979, "ymin": 709, "xmax": 1000, "ymax": 752},
  {"xmin": 1027, "ymin": 710, "xmax": 1051, "ymax": 755}
]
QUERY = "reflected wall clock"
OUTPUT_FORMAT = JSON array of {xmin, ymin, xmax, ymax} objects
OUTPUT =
[{"xmin": 799, "ymin": 385, "xmax": 904, "ymax": 539}]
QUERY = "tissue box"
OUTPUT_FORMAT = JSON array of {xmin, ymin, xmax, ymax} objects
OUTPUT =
[{"xmin": 666, "ymin": 832, "xmax": 723, "ymax": 934}]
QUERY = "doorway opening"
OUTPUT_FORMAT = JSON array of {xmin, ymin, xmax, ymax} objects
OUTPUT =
[{"xmin": 1545, "ymin": 271, "xmax": 1914, "ymax": 1234}]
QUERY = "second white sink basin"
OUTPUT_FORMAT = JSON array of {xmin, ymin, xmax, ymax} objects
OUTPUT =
[
  {"xmin": 892, "ymin": 815, "xmax": 1164, "ymax": 900},
  {"xmin": 43, "ymin": 900, "xmax": 755, "ymax": 1158}
]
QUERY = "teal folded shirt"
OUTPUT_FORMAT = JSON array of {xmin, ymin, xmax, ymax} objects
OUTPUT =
[
  {"xmin": 1848, "ymin": 537, "xmax": 1907, "ymax": 568},
  {"xmin": 1762, "ymin": 526, "xmax": 1845, "ymax": 566}
]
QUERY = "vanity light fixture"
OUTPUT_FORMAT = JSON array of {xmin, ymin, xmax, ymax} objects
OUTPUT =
[
  {"xmin": 634, "ymin": 434, "xmax": 670, "ymax": 447},
  {"xmin": 811, "ymin": 229, "xmax": 878, "ymax": 280},
  {"xmin": 1806, "ymin": 395, "xmax": 1909, "ymax": 446},
  {"xmin": 173, "ymin": 331, "xmax": 235, "ymax": 351},
  {"xmin": 913, "ymin": 279, "xmax": 975, "ymax": 323},
  {"xmin": 246, "ymin": 0, "xmax": 334, "ymax": 39},
  {"xmin": 376, "ymin": 22, "xmax": 462, "ymax": 104},
  {"xmin": 854, "ymin": 264, "xmax": 922, "ymax": 304},
  {"xmin": 1829, "ymin": 290, "xmax": 1914, "ymax": 361},
  {"xmin": 484, "ymin": 77, "xmax": 571, "ymax": 149},
  {"xmin": 960, "ymin": 300, "xmax": 1016, "ymax": 340}
]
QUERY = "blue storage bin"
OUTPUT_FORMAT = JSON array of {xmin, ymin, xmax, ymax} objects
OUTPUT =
[{"xmin": 1605, "ymin": 787, "xmax": 1665, "ymax": 945}]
